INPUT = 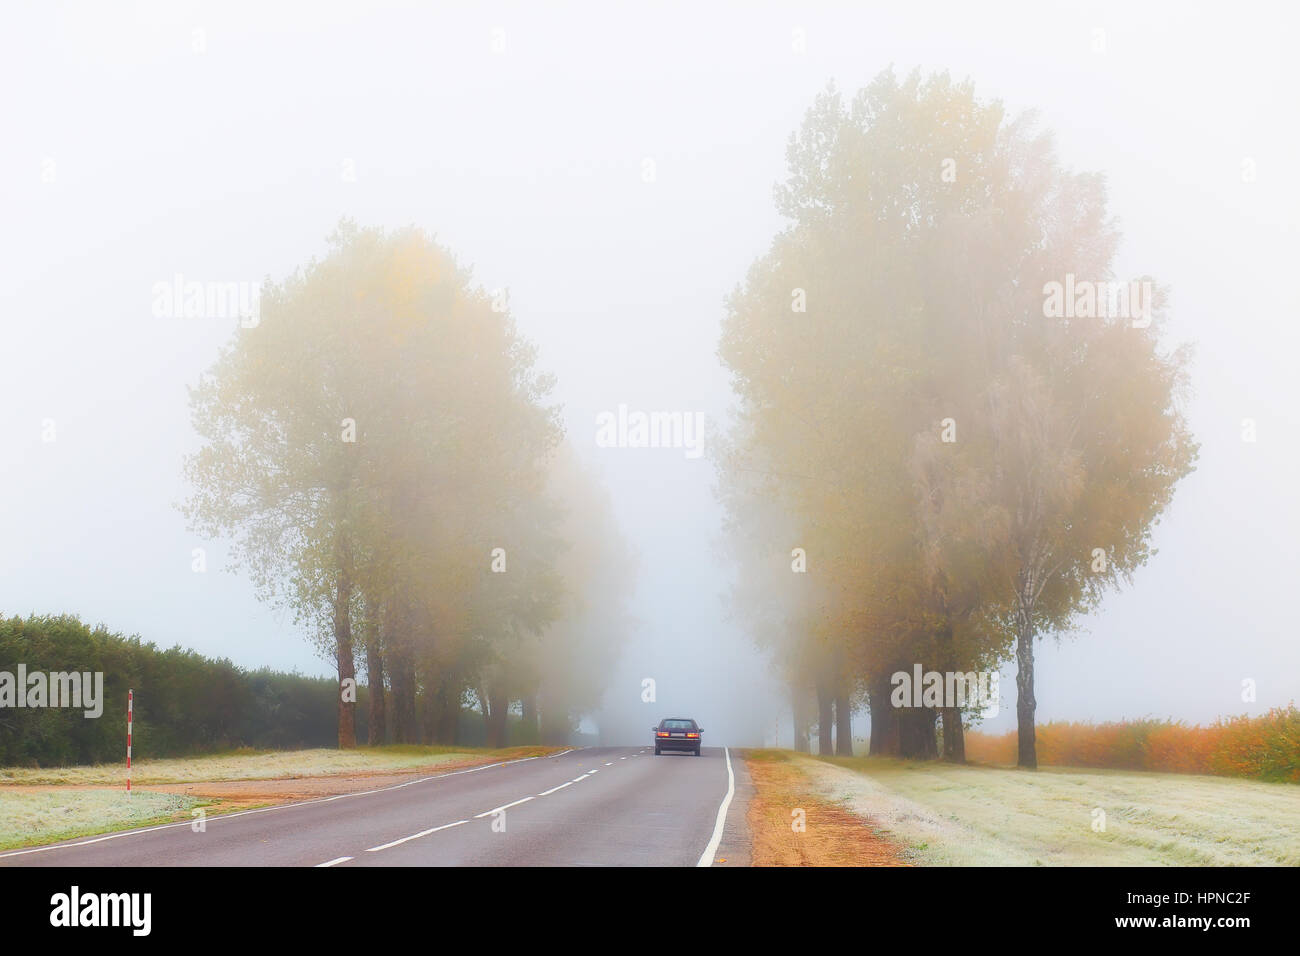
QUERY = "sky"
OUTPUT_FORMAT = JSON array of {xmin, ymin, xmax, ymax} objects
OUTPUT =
[{"xmin": 2, "ymin": 0, "xmax": 1297, "ymax": 745}]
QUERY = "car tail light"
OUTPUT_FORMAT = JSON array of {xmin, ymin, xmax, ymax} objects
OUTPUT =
[
  {"xmin": 656, "ymin": 731, "xmax": 669, "ymax": 737},
  {"xmin": 686, "ymin": 733, "xmax": 698, "ymax": 738}
]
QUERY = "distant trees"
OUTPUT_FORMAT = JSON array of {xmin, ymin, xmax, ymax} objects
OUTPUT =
[
  {"xmin": 0, "ymin": 614, "xmax": 356, "ymax": 765},
  {"xmin": 186, "ymin": 221, "xmax": 631, "ymax": 749},
  {"xmin": 719, "ymin": 70, "xmax": 1197, "ymax": 765}
]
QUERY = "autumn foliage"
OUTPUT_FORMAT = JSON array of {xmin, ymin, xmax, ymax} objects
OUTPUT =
[{"xmin": 963, "ymin": 706, "xmax": 1300, "ymax": 783}]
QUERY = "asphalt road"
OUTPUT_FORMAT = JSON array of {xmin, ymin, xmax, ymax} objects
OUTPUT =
[{"xmin": 0, "ymin": 746, "xmax": 748, "ymax": 867}]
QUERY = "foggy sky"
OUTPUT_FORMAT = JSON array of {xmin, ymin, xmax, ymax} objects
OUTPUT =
[{"xmin": 2, "ymin": 1, "xmax": 1297, "ymax": 745}]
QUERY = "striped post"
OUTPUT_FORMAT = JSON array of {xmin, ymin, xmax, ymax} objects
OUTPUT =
[{"xmin": 126, "ymin": 689, "xmax": 133, "ymax": 793}]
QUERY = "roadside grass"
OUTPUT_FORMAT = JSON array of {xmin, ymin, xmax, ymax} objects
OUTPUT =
[
  {"xmin": 742, "ymin": 749, "xmax": 910, "ymax": 866},
  {"xmin": 796, "ymin": 754, "xmax": 1300, "ymax": 866},
  {"xmin": 0, "ymin": 743, "xmax": 562, "ymax": 851},
  {"xmin": 0, "ymin": 743, "xmax": 556, "ymax": 787},
  {"xmin": 0, "ymin": 790, "xmax": 216, "ymax": 851}
]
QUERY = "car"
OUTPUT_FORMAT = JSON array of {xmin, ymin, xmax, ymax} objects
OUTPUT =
[{"xmin": 653, "ymin": 717, "xmax": 703, "ymax": 755}]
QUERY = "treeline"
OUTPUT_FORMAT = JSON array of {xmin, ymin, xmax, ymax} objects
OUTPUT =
[
  {"xmin": 965, "ymin": 708, "xmax": 1300, "ymax": 783},
  {"xmin": 719, "ymin": 70, "xmax": 1197, "ymax": 766},
  {"xmin": 185, "ymin": 221, "xmax": 633, "ymax": 750},
  {"xmin": 0, "ymin": 614, "xmax": 360, "ymax": 766}
]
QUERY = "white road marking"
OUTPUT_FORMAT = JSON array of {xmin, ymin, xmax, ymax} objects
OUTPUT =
[
  {"xmin": 570, "ymin": 774, "xmax": 589, "ymax": 783},
  {"xmin": 473, "ymin": 796, "xmax": 534, "ymax": 819},
  {"xmin": 537, "ymin": 781, "xmax": 574, "ymax": 796},
  {"xmin": 0, "ymin": 754, "xmax": 545, "ymax": 860},
  {"xmin": 696, "ymin": 747, "xmax": 735, "ymax": 868},
  {"xmin": 315, "ymin": 856, "xmax": 353, "ymax": 867},
  {"xmin": 548, "ymin": 749, "xmax": 574, "ymax": 758},
  {"xmin": 366, "ymin": 819, "xmax": 468, "ymax": 852},
  {"xmin": 604, "ymin": 762, "xmax": 613, "ymax": 766}
]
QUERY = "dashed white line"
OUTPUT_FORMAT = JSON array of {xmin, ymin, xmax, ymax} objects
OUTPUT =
[
  {"xmin": 538, "ymin": 781, "xmax": 574, "ymax": 796},
  {"xmin": 366, "ymin": 816, "xmax": 467, "ymax": 853},
  {"xmin": 315, "ymin": 856, "xmax": 353, "ymax": 867},
  {"xmin": 0, "ymin": 755, "xmax": 538, "ymax": 861},
  {"xmin": 473, "ymin": 796, "xmax": 534, "ymax": 819}
]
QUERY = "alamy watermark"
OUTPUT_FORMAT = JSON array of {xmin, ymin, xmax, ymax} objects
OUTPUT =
[
  {"xmin": 50, "ymin": 886, "xmax": 150, "ymax": 936},
  {"xmin": 152, "ymin": 273, "xmax": 261, "ymax": 327},
  {"xmin": 1042, "ymin": 274, "xmax": 1153, "ymax": 329},
  {"xmin": 595, "ymin": 404, "xmax": 705, "ymax": 459},
  {"xmin": 0, "ymin": 666, "xmax": 104, "ymax": 718},
  {"xmin": 891, "ymin": 665, "xmax": 999, "ymax": 717}
]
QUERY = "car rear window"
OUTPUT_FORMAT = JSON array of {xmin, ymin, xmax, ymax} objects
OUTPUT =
[{"xmin": 662, "ymin": 719, "xmax": 695, "ymax": 729}]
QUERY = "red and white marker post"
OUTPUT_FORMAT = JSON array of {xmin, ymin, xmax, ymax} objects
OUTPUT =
[{"xmin": 126, "ymin": 689, "xmax": 133, "ymax": 793}]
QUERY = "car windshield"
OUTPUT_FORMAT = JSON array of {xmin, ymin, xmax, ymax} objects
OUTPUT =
[{"xmin": 662, "ymin": 719, "xmax": 694, "ymax": 730}]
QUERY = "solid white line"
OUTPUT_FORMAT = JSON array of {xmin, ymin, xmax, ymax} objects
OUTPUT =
[
  {"xmin": 696, "ymin": 747, "xmax": 735, "ymax": 868},
  {"xmin": 570, "ymin": 774, "xmax": 588, "ymax": 783},
  {"xmin": 366, "ymin": 819, "xmax": 467, "ymax": 852},
  {"xmin": 315, "ymin": 856, "xmax": 353, "ymax": 867},
  {"xmin": 473, "ymin": 796, "xmax": 533, "ymax": 818},
  {"xmin": 0, "ymin": 754, "xmax": 540, "ymax": 860},
  {"xmin": 537, "ymin": 780, "xmax": 574, "ymax": 796},
  {"xmin": 548, "ymin": 749, "xmax": 574, "ymax": 758}
]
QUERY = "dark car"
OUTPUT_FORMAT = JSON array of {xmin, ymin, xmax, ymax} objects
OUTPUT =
[{"xmin": 653, "ymin": 717, "xmax": 703, "ymax": 755}]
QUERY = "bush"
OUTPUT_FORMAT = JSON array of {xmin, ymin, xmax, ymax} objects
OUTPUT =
[{"xmin": 964, "ymin": 708, "xmax": 1299, "ymax": 783}]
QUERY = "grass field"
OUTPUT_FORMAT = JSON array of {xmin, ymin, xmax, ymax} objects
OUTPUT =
[
  {"xmin": 0, "ymin": 743, "xmax": 554, "ymax": 787},
  {"xmin": 0, "ymin": 790, "xmax": 205, "ymax": 851},
  {"xmin": 794, "ymin": 753, "xmax": 1300, "ymax": 866}
]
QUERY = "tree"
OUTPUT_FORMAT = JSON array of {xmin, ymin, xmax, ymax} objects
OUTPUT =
[
  {"xmin": 719, "ymin": 69, "xmax": 1197, "ymax": 766},
  {"xmin": 185, "ymin": 221, "xmax": 562, "ymax": 748}
]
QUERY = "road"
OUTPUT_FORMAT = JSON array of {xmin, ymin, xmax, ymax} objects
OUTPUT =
[{"xmin": 0, "ymin": 746, "xmax": 748, "ymax": 867}]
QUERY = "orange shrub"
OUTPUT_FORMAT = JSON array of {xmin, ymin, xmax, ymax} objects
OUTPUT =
[{"xmin": 961, "ymin": 706, "xmax": 1299, "ymax": 782}]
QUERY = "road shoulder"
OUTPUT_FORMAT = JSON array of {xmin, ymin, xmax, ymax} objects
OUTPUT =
[
  {"xmin": 711, "ymin": 747, "xmax": 753, "ymax": 866},
  {"xmin": 742, "ymin": 749, "xmax": 912, "ymax": 866}
]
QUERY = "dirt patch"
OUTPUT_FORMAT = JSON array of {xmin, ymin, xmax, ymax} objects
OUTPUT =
[
  {"xmin": 146, "ymin": 753, "xmax": 506, "ymax": 805},
  {"xmin": 0, "ymin": 753, "xmax": 507, "ymax": 810},
  {"xmin": 743, "ymin": 751, "xmax": 911, "ymax": 866}
]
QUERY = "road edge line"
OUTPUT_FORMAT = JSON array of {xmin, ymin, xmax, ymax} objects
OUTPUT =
[{"xmin": 696, "ymin": 746, "xmax": 735, "ymax": 867}]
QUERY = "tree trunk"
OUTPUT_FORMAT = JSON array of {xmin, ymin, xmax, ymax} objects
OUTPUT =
[
  {"xmin": 333, "ymin": 570, "xmax": 357, "ymax": 749},
  {"xmin": 898, "ymin": 707, "xmax": 938, "ymax": 759},
  {"xmin": 521, "ymin": 693, "xmax": 539, "ymax": 744},
  {"xmin": 435, "ymin": 677, "xmax": 460, "ymax": 745},
  {"xmin": 834, "ymin": 690, "xmax": 853, "ymax": 756},
  {"xmin": 816, "ymin": 681, "xmax": 833, "ymax": 755},
  {"xmin": 388, "ymin": 646, "xmax": 419, "ymax": 744},
  {"xmin": 941, "ymin": 707, "xmax": 965, "ymax": 762},
  {"xmin": 365, "ymin": 640, "xmax": 386, "ymax": 746},
  {"xmin": 936, "ymin": 619, "xmax": 964, "ymax": 763},
  {"xmin": 1015, "ymin": 608, "xmax": 1037, "ymax": 768},
  {"xmin": 380, "ymin": 597, "xmax": 420, "ymax": 745},
  {"xmin": 792, "ymin": 685, "xmax": 810, "ymax": 753},
  {"xmin": 868, "ymin": 672, "xmax": 899, "ymax": 756},
  {"xmin": 487, "ymin": 688, "xmax": 509, "ymax": 748}
]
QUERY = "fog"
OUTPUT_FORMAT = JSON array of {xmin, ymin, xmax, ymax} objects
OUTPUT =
[{"xmin": 2, "ymin": 1, "xmax": 1297, "ymax": 748}]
